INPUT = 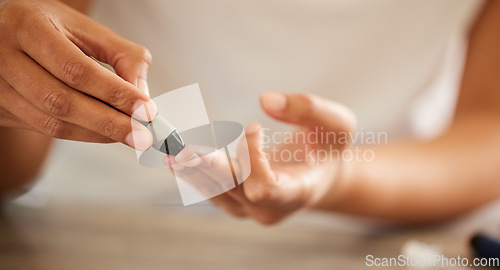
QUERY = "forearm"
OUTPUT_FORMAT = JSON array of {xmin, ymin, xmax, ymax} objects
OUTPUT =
[
  {"xmin": 0, "ymin": 128, "xmax": 52, "ymax": 194},
  {"xmin": 0, "ymin": 0, "xmax": 90, "ymax": 196},
  {"xmin": 316, "ymin": 0, "xmax": 500, "ymax": 223},
  {"xmin": 316, "ymin": 116, "xmax": 500, "ymax": 223}
]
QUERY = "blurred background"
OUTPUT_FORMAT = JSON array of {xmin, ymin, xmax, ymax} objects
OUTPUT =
[{"xmin": 2, "ymin": 0, "xmax": 500, "ymax": 269}]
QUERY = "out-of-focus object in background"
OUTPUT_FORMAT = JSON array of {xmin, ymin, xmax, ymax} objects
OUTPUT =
[
  {"xmin": 470, "ymin": 225, "xmax": 500, "ymax": 261},
  {"xmin": 401, "ymin": 240, "xmax": 442, "ymax": 269}
]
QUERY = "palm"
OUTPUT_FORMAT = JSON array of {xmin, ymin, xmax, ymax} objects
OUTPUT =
[{"xmin": 262, "ymin": 127, "xmax": 344, "ymax": 207}]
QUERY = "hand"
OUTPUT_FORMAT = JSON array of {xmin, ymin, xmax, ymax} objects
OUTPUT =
[
  {"xmin": 0, "ymin": 0, "xmax": 156, "ymax": 150},
  {"xmin": 166, "ymin": 92, "xmax": 356, "ymax": 225}
]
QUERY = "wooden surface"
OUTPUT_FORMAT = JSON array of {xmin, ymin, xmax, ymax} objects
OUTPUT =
[{"xmin": 0, "ymin": 204, "xmax": 475, "ymax": 270}]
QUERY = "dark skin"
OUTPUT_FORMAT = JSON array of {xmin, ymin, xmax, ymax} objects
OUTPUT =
[
  {"xmin": 2, "ymin": 0, "xmax": 500, "ymax": 225},
  {"xmin": 165, "ymin": 0, "xmax": 500, "ymax": 224},
  {"xmin": 0, "ymin": 0, "xmax": 90, "ymax": 194},
  {"xmin": 0, "ymin": 0, "xmax": 155, "ymax": 194},
  {"xmin": 0, "ymin": 127, "xmax": 52, "ymax": 194}
]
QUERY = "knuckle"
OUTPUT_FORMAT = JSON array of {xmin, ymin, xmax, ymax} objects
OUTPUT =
[
  {"xmin": 200, "ymin": 155, "xmax": 217, "ymax": 170},
  {"xmin": 1, "ymin": 1, "xmax": 44, "ymax": 39},
  {"xmin": 136, "ymin": 45, "xmax": 152, "ymax": 66},
  {"xmin": 1, "ymin": 1, "xmax": 32, "ymax": 18},
  {"xmin": 62, "ymin": 59, "xmax": 91, "ymax": 88},
  {"xmin": 107, "ymin": 86, "xmax": 133, "ymax": 110},
  {"xmin": 296, "ymin": 93, "xmax": 318, "ymax": 115},
  {"xmin": 101, "ymin": 118, "xmax": 126, "ymax": 140},
  {"xmin": 41, "ymin": 88, "xmax": 72, "ymax": 117},
  {"xmin": 42, "ymin": 116, "xmax": 65, "ymax": 138}
]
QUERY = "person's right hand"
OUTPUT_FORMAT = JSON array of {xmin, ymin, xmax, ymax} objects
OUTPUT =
[{"xmin": 0, "ymin": 0, "xmax": 156, "ymax": 150}]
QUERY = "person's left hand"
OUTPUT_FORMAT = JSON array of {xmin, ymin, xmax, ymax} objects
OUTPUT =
[{"xmin": 164, "ymin": 92, "xmax": 356, "ymax": 225}]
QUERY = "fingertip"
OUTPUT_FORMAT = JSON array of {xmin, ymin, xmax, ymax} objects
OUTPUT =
[
  {"xmin": 137, "ymin": 77, "xmax": 151, "ymax": 96},
  {"xmin": 245, "ymin": 122, "xmax": 262, "ymax": 135},
  {"xmin": 125, "ymin": 126, "xmax": 152, "ymax": 151},
  {"xmin": 131, "ymin": 99, "xmax": 157, "ymax": 122},
  {"xmin": 260, "ymin": 92, "xmax": 287, "ymax": 114},
  {"xmin": 163, "ymin": 154, "xmax": 177, "ymax": 167},
  {"xmin": 180, "ymin": 153, "xmax": 202, "ymax": 167},
  {"xmin": 175, "ymin": 145, "xmax": 196, "ymax": 163}
]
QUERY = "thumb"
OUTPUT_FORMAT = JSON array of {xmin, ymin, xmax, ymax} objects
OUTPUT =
[
  {"xmin": 63, "ymin": 11, "xmax": 153, "ymax": 96},
  {"xmin": 111, "ymin": 49, "xmax": 152, "ymax": 96},
  {"xmin": 260, "ymin": 92, "xmax": 356, "ymax": 134}
]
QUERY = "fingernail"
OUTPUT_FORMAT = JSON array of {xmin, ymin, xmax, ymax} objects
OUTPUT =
[
  {"xmin": 125, "ymin": 128, "xmax": 152, "ymax": 151},
  {"xmin": 137, "ymin": 78, "xmax": 150, "ymax": 96},
  {"xmin": 261, "ymin": 92, "xmax": 287, "ymax": 112},
  {"xmin": 245, "ymin": 122, "xmax": 261, "ymax": 134},
  {"xmin": 175, "ymin": 147, "xmax": 196, "ymax": 163},
  {"xmin": 132, "ymin": 99, "xmax": 157, "ymax": 122}
]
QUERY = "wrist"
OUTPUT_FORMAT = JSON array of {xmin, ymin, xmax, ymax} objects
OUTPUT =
[{"xmin": 311, "ymin": 157, "xmax": 360, "ymax": 211}]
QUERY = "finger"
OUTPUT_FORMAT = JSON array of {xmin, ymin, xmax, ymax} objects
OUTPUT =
[
  {"xmin": 0, "ymin": 80, "xmax": 114, "ymax": 143},
  {"xmin": 47, "ymin": 2, "xmax": 153, "ymax": 95},
  {"xmin": 108, "ymin": 50, "xmax": 151, "ymax": 96},
  {"xmin": 163, "ymin": 147, "xmax": 247, "ymax": 204},
  {"xmin": 235, "ymin": 131, "xmax": 252, "ymax": 181},
  {"xmin": 260, "ymin": 92, "xmax": 356, "ymax": 134},
  {"xmin": 0, "ymin": 78, "xmax": 30, "ymax": 128},
  {"xmin": 210, "ymin": 194, "xmax": 248, "ymax": 219},
  {"xmin": 16, "ymin": 10, "xmax": 156, "ymax": 120},
  {"xmin": 240, "ymin": 123, "xmax": 282, "ymax": 204},
  {"xmin": 162, "ymin": 154, "xmax": 177, "ymax": 168},
  {"xmin": 0, "ymin": 51, "xmax": 151, "ymax": 149},
  {"xmin": 174, "ymin": 144, "xmax": 254, "ymax": 204},
  {"xmin": 242, "ymin": 123, "xmax": 275, "ymax": 182},
  {"xmin": 0, "ymin": 106, "xmax": 26, "ymax": 129},
  {"xmin": 0, "ymin": 79, "xmax": 29, "ymax": 129},
  {"xmin": 172, "ymin": 162, "xmax": 236, "ymax": 201},
  {"xmin": 169, "ymin": 152, "xmax": 245, "ymax": 215},
  {"xmin": 175, "ymin": 145, "xmax": 238, "ymax": 192},
  {"xmin": 241, "ymin": 125, "xmax": 323, "ymax": 206}
]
